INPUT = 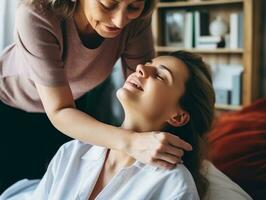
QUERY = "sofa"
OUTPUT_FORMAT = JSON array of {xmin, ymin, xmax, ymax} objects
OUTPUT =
[{"xmin": 207, "ymin": 98, "xmax": 266, "ymax": 199}]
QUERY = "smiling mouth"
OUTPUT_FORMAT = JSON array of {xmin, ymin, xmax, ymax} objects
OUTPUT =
[
  {"xmin": 126, "ymin": 80, "xmax": 144, "ymax": 91},
  {"xmin": 104, "ymin": 25, "xmax": 121, "ymax": 32}
]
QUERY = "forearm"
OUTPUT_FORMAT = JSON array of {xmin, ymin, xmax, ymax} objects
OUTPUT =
[{"xmin": 49, "ymin": 107, "xmax": 132, "ymax": 151}]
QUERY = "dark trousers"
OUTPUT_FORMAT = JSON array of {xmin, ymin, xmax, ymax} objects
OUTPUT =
[{"xmin": 0, "ymin": 77, "xmax": 120, "ymax": 193}]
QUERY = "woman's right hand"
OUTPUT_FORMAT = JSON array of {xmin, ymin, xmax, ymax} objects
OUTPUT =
[{"xmin": 127, "ymin": 131, "xmax": 193, "ymax": 169}]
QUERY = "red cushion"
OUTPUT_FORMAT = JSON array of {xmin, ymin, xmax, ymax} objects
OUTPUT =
[{"xmin": 208, "ymin": 98, "xmax": 266, "ymax": 199}]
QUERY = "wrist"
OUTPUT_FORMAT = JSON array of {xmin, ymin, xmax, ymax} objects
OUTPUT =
[{"xmin": 119, "ymin": 129, "xmax": 136, "ymax": 154}]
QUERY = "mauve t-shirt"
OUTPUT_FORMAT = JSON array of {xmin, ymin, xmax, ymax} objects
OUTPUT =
[{"xmin": 0, "ymin": 3, "xmax": 154, "ymax": 112}]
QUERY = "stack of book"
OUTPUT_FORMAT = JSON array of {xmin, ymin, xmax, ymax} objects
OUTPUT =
[{"xmin": 197, "ymin": 36, "xmax": 225, "ymax": 49}]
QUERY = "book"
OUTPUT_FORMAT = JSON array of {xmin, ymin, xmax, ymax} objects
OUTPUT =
[
  {"xmin": 238, "ymin": 12, "xmax": 244, "ymax": 48},
  {"xmin": 231, "ymin": 72, "xmax": 243, "ymax": 105},
  {"xmin": 184, "ymin": 12, "xmax": 193, "ymax": 48},
  {"xmin": 211, "ymin": 64, "xmax": 243, "ymax": 105},
  {"xmin": 194, "ymin": 11, "xmax": 210, "ymax": 48},
  {"xmin": 198, "ymin": 36, "xmax": 223, "ymax": 43},
  {"xmin": 196, "ymin": 43, "xmax": 219, "ymax": 49},
  {"xmin": 230, "ymin": 12, "xmax": 243, "ymax": 49}
]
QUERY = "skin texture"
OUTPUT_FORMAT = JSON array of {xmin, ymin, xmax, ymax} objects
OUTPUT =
[{"xmin": 89, "ymin": 56, "xmax": 191, "ymax": 199}]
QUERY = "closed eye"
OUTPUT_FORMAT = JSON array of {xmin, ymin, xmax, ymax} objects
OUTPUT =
[
  {"xmin": 99, "ymin": 1, "xmax": 117, "ymax": 10},
  {"xmin": 128, "ymin": 1, "xmax": 145, "ymax": 11},
  {"xmin": 155, "ymin": 72, "xmax": 165, "ymax": 81}
]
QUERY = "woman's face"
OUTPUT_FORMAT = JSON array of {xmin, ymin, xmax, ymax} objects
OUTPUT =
[
  {"xmin": 79, "ymin": 0, "xmax": 145, "ymax": 38},
  {"xmin": 117, "ymin": 56, "xmax": 190, "ymax": 124}
]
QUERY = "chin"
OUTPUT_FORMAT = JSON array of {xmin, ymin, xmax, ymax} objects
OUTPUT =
[
  {"xmin": 98, "ymin": 31, "xmax": 120, "ymax": 38},
  {"xmin": 116, "ymin": 88, "xmax": 127, "ymax": 104},
  {"xmin": 96, "ymin": 26, "xmax": 121, "ymax": 38},
  {"xmin": 116, "ymin": 88, "xmax": 139, "ymax": 110}
]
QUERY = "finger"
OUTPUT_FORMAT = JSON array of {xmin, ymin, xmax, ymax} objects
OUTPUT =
[
  {"xmin": 155, "ymin": 152, "xmax": 180, "ymax": 165},
  {"xmin": 160, "ymin": 145, "xmax": 184, "ymax": 158},
  {"xmin": 151, "ymin": 159, "xmax": 176, "ymax": 169},
  {"xmin": 166, "ymin": 134, "xmax": 192, "ymax": 151}
]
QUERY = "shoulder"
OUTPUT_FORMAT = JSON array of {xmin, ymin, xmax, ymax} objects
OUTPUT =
[
  {"xmin": 135, "ymin": 163, "xmax": 199, "ymax": 199},
  {"xmin": 16, "ymin": 2, "xmax": 63, "ymax": 36},
  {"xmin": 162, "ymin": 164, "xmax": 196, "ymax": 186},
  {"xmin": 56, "ymin": 140, "xmax": 93, "ymax": 159},
  {"xmin": 145, "ymin": 163, "xmax": 198, "ymax": 192},
  {"xmin": 50, "ymin": 140, "xmax": 93, "ymax": 170}
]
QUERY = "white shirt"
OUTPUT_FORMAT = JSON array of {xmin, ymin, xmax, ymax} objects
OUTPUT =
[{"xmin": 1, "ymin": 140, "xmax": 199, "ymax": 200}]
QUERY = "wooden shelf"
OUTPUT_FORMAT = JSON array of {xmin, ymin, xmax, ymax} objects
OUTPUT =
[
  {"xmin": 155, "ymin": 46, "xmax": 243, "ymax": 54},
  {"xmin": 215, "ymin": 104, "xmax": 242, "ymax": 111},
  {"xmin": 153, "ymin": 0, "xmax": 263, "ymax": 108},
  {"xmin": 158, "ymin": 0, "xmax": 243, "ymax": 8}
]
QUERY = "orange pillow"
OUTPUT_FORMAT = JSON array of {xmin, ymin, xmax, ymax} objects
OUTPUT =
[{"xmin": 208, "ymin": 98, "xmax": 266, "ymax": 199}]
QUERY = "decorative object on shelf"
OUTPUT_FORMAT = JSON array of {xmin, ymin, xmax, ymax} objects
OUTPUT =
[
  {"xmin": 209, "ymin": 16, "xmax": 229, "ymax": 37},
  {"xmin": 164, "ymin": 10, "xmax": 186, "ymax": 47}
]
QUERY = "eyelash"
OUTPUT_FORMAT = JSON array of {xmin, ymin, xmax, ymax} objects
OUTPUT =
[
  {"xmin": 155, "ymin": 72, "xmax": 164, "ymax": 81},
  {"xmin": 100, "ymin": 2, "xmax": 142, "ymax": 11},
  {"xmin": 100, "ymin": 2, "xmax": 116, "ymax": 10}
]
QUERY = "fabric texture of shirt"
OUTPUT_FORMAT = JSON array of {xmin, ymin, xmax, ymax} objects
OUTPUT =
[
  {"xmin": 0, "ymin": 2, "xmax": 154, "ymax": 112},
  {"xmin": 0, "ymin": 140, "xmax": 200, "ymax": 200}
]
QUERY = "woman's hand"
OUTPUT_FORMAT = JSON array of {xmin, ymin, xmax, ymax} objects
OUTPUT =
[{"xmin": 127, "ymin": 131, "xmax": 192, "ymax": 169}]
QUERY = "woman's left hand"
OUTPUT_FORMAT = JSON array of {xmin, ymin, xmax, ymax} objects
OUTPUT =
[{"xmin": 126, "ymin": 131, "xmax": 192, "ymax": 169}]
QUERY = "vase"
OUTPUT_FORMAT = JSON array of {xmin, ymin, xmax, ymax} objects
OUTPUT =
[{"xmin": 209, "ymin": 16, "xmax": 228, "ymax": 37}]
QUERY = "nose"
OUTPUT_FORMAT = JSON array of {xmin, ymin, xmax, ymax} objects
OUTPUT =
[
  {"xmin": 112, "ymin": 10, "xmax": 128, "ymax": 29},
  {"xmin": 136, "ymin": 64, "xmax": 148, "ymax": 78}
]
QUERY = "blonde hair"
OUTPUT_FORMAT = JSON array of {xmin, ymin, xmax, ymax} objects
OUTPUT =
[{"xmin": 21, "ymin": 0, "xmax": 157, "ymax": 18}]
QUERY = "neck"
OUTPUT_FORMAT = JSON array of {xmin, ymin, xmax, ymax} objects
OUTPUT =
[
  {"xmin": 122, "ymin": 116, "xmax": 162, "ymax": 132},
  {"xmin": 108, "ymin": 115, "xmax": 164, "ymax": 169}
]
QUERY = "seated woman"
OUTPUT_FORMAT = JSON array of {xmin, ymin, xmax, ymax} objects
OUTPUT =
[{"xmin": 0, "ymin": 51, "xmax": 215, "ymax": 200}]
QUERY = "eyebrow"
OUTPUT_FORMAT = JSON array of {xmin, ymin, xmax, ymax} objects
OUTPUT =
[{"xmin": 158, "ymin": 64, "xmax": 174, "ymax": 84}]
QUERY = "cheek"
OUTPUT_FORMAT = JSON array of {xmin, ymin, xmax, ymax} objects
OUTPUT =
[
  {"xmin": 141, "ymin": 86, "xmax": 176, "ymax": 112},
  {"xmin": 84, "ymin": 2, "xmax": 109, "ymax": 24}
]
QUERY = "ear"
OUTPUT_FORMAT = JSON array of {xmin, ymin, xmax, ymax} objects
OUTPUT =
[{"xmin": 167, "ymin": 111, "xmax": 190, "ymax": 127}]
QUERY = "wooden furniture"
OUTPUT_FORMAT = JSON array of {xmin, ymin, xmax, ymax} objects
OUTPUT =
[{"xmin": 152, "ymin": 0, "xmax": 263, "ymax": 111}]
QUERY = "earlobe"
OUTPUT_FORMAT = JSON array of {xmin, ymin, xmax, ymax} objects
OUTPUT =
[{"xmin": 167, "ymin": 112, "xmax": 190, "ymax": 127}]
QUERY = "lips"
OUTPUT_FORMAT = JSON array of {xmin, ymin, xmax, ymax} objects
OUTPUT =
[
  {"xmin": 104, "ymin": 25, "xmax": 121, "ymax": 32},
  {"xmin": 126, "ymin": 78, "xmax": 144, "ymax": 91}
]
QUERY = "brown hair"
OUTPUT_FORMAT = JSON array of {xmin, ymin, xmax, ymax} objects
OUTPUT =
[
  {"xmin": 21, "ymin": 0, "xmax": 157, "ymax": 18},
  {"xmin": 162, "ymin": 51, "xmax": 215, "ymax": 199}
]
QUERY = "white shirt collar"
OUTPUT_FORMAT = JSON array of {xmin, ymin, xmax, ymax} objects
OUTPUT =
[{"xmin": 81, "ymin": 145, "xmax": 145, "ymax": 169}]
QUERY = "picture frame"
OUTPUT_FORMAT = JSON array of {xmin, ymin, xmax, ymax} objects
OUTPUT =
[{"xmin": 164, "ymin": 10, "xmax": 186, "ymax": 47}]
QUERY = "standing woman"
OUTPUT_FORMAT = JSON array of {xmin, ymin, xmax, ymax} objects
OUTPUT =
[{"xmin": 0, "ymin": 0, "xmax": 192, "ymax": 191}]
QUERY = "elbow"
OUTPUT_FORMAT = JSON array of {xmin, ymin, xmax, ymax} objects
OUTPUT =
[{"xmin": 45, "ymin": 106, "xmax": 74, "ymax": 133}]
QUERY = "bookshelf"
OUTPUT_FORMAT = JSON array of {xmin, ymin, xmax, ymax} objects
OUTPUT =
[{"xmin": 152, "ymin": 0, "xmax": 263, "ymax": 110}]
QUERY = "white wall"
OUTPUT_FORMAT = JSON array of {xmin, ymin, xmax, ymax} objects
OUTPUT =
[{"xmin": 0, "ymin": 0, "xmax": 18, "ymax": 51}]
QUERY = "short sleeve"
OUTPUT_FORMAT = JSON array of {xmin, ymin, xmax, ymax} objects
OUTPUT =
[
  {"xmin": 15, "ymin": 4, "xmax": 67, "ymax": 86},
  {"xmin": 121, "ymin": 16, "xmax": 155, "ymax": 77}
]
